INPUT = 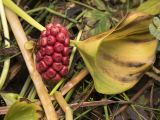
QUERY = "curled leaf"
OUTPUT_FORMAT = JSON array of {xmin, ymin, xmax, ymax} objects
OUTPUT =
[{"xmin": 74, "ymin": 12, "xmax": 158, "ymax": 94}]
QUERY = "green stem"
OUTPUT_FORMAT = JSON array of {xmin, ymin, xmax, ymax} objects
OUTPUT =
[
  {"xmin": 65, "ymin": 88, "xmax": 75, "ymax": 102},
  {"xmin": 104, "ymin": 95, "xmax": 109, "ymax": 120},
  {"xmin": 20, "ymin": 76, "xmax": 31, "ymax": 97},
  {"xmin": 28, "ymin": 86, "xmax": 36, "ymax": 99},
  {"xmin": 122, "ymin": 93, "xmax": 144, "ymax": 120},
  {"xmin": 69, "ymin": 0, "xmax": 97, "ymax": 11},
  {"xmin": 3, "ymin": 0, "xmax": 45, "ymax": 31},
  {"xmin": 0, "ymin": 0, "xmax": 10, "ymax": 89},
  {"xmin": 27, "ymin": 7, "xmax": 78, "ymax": 24},
  {"xmin": 74, "ymin": 108, "xmax": 95, "ymax": 120},
  {"xmin": 25, "ymin": 2, "xmax": 55, "ymax": 34},
  {"xmin": 50, "ymin": 31, "xmax": 82, "ymax": 95},
  {"xmin": 66, "ymin": 10, "xmax": 86, "ymax": 29}
]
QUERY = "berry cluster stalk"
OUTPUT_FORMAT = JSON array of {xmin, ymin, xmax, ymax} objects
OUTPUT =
[{"xmin": 5, "ymin": 7, "xmax": 57, "ymax": 120}]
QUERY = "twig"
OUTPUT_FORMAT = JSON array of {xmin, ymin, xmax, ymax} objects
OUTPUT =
[
  {"xmin": 0, "ymin": 99, "xmax": 131, "ymax": 115},
  {"xmin": 5, "ymin": 8, "xmax": 57, "ymax": 120},
  {"xmin": 54, "ymin": 92, "xmax": 73, "ymax": 120},
  {"xmin": 149, "ymin": 83, "xmax": 154, "ymax": 120},
  {"xmin": 70, "ymin": 99, "xmax": 130, "ymax": 109},
  {"xmin": 60, "ymin": 68, "xmax": 89, "ymax": 96},
  {"xmin": 73, "ymin": 83, "xmax": 94, "ymax": 111},
  {"xmin": 111, "ymin": 80, "xmax": 153, "ymax": 118}
]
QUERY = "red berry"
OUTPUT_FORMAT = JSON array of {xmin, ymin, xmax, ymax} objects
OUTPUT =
[
  {"xmin": 41, "ymin": 30, "xmax": 47, "ymax": 37},
  {"xmin": 42, "ymin": 73, "xmax": 50, "ymax": 80},
  {"xmin": 59, "ymin": 66, "xmax": 68, "ymax": 76},
  {"xmin": 46, "ymin": 30, "xmax": 51, "ymax": 36},
  {"xmin": 47, "ymin": 35, "xmax": 56, "ymax": 45},
  {"xmin": 63, "ymin": 47, "xmax": 69, "ymax": 56},
  {"xmin": 60, "ymin": 27, "xmax": 68, "ymax": 36},
  {"xmin": 52, "ymin": 62, "xmax": 63, "ymax": 71},
  {"xmin": 36, "ymin": 51, "xmax": 43, "ymax": 62},
  {"xmin": 54, "ymin": 42, "xmax": 64, "ymax": 53},
  {"xmin": 64, "ymin": 38, "xmax": 70, "ymax": 46},
  {"xmin": 56, "ymin": 32, "xmax": 66, "ymax": 43},
  {"xmin": 40, "ymin": 47, "xmax": 46, "ymax": 56},
  {"xmin": 37, "ymin": 61, "xmax": 48, "ymax": 72},
  {"xmin": 52, "ymin": 74, "xmax": 61, "ymax": 81},
  {"xmin": 51, "ymin": 26, "xmax": 60, "ymax": 36},
  {"xmin": 46, "ymin": 68, "xmax": 56, "ymax": 78},
  {"xmin": 40, "ymin": 37, "xmax": 47, "ymax": 47},
  {"xmin": 36, "ymin": 23, "xmax": 70, "ymax": 81},
  {"xmin": 54, "ymin": 23, "xmax": 62, "ymax": 28},
  {"xmin": 62, "ymin": 57, "xmax": 69, "ymax": 65},
  {"xmin": 52, "ymin": 53, "xmax": 62, "ymax": 62},
  {"xmin": 46, "ymin": 23, "xmax": 53, "ymax": 30},
  {"xmin": 43, "ymin": 56, "xmax": 53, "ymax": 66},
  {"xmin": 45, "ymin": 46, "xmax": 54, "ymax": 55}
]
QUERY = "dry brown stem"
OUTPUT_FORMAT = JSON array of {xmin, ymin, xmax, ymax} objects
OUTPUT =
[
  {"xmin": 5, "ymin": 7, "xmax": 57, "ymax": 120},
  {"xmin": 54, "ymin": 91, "xmax": 73, "ymax": 120}
]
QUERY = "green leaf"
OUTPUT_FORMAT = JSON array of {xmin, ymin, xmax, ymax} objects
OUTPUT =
[
  {"xmin": 0, "ymin": 93, "xmax": 20, "ymax": 105},
  {"xmin": 4, "ymin": 101, "xmax": 42, "ymax": 120},
  {"xmin": 84, "ymin": 10, "xmax": 111, "ymax": 35},
  {"xmin": 91, "ymin": 0, "xmax": 106, "ymax": 10}
]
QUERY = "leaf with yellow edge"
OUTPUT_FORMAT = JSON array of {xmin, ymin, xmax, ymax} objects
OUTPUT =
[{"xmin": 74, "ymin": 12, "xmax": 158, "ymax": 94}]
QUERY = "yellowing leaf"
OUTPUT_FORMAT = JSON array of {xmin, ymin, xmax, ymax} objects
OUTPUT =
[{"xmin": 74, "ymin": 12, "xmax": 158, "ymax": 94}]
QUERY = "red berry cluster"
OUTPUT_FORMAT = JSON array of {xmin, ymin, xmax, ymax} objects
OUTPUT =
[{"xmin": 36, "ymin": 23, "xmax": 70, "ymax": 82}]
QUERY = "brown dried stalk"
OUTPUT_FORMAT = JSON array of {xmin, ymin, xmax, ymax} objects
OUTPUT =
[
  {"xmin": 5, "ymin": 8, "xmax": 57, "ymax": 120},
  {"xmin": 60, "ymin": 68, "xmax": 89, "ymax": 96},
  {"xmin": 70, "ymin": 99, "xmax": 131, "ymax": 109},
  {"xmin": 54, "ymin": 91, "xmax": 73, "ymax": 120}
]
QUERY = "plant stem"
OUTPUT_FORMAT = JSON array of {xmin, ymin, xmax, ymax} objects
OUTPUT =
[
  {"xmin": 66, "ymin": 10, "xmax": 86, "ymax": 29},
  {"xmin": 27, "ymin": 7, "xmax": 78, "ymax": 24},
  {"xmin": 0, "ymin": 0, "xmax": 10, "ymax": 89},
  {"xmin": 60, "ymin": 68, "xmax": 89, "ymax": 96},
  {"xmin": 54, "ymin": 91, "xmax": 73, "ymax": 120},
  {"xmin": 28, "ymin": 86, "xmax": 36, "ymax": 99},
  {"xmin": 3, "ymin": 0, "xmax": 45, "ymax": 31},
  {"xmin": 69, "ymin": 0, "xmax": 97, "ymax": 11},
  {"xmin": 74, "ymin": 108, "xmax": 95, "ymax": 120},
  {"xmin": 50, "ymin": 31, "xmax": 82, "ymax": 95},
  {"xmin": 65, "ymin": 88, "xmax": 75, "ymax": 102},
  {"xmin": 20, "ymin": 76, "xmax": 31, "ymax": 97},
  {"xmin": 5, "ymin": 8, "xmax": 57, "ymax": 120},
  {"xmin": 104, "ymin": 95, "xmax": 109, "ymax": 120},
  {"xmin": 25, "ymin": 2, "xmax": 55, "ymax": 34}
]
